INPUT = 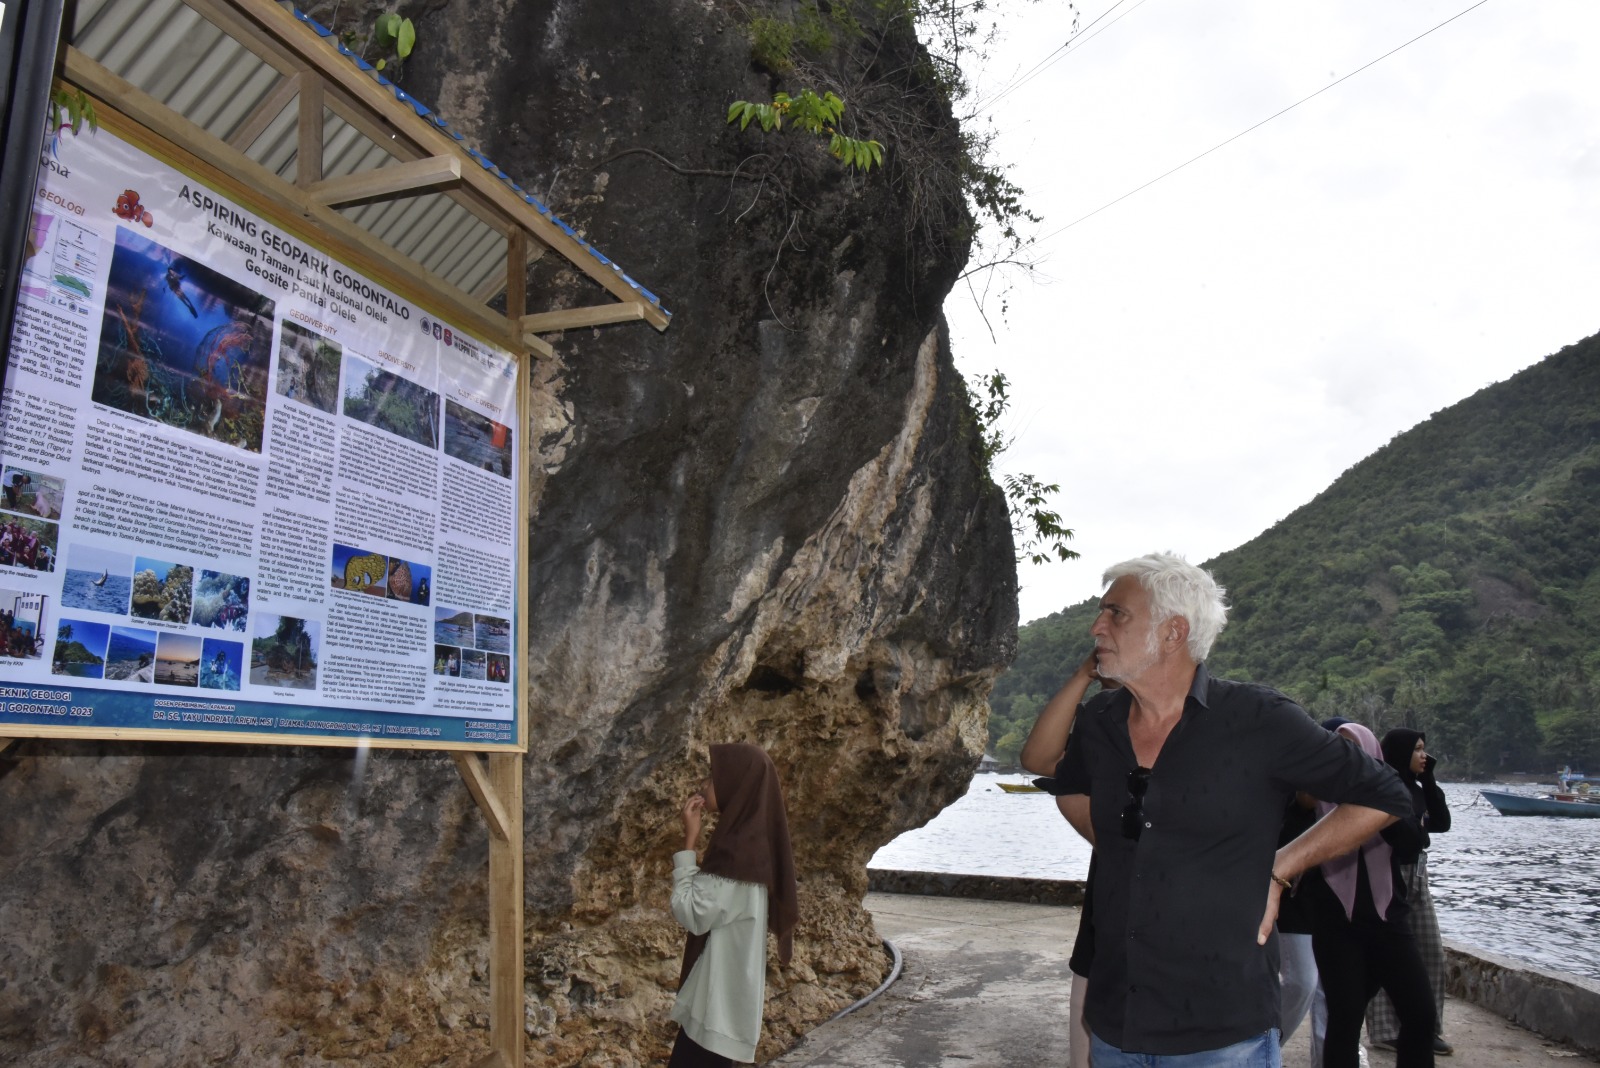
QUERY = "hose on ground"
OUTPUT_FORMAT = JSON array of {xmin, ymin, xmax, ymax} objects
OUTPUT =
[{"xmin": 827, "ymin": 938, "xmax": 903, "ymax": 1022}]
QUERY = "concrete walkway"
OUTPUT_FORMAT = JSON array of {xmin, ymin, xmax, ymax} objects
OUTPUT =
[{"xmin": 772, "ymin": 893, "xmax": 1600, "ymax": 1068}]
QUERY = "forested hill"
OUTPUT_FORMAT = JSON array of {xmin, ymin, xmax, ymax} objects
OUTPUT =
[{"xmin": 991, "ymin": 332, "xmax": 1600, "ymax": 777}]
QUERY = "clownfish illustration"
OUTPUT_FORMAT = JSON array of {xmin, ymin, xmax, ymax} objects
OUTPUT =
[{"xmin": 114, "ymin": 190, "xmax": 153, "ymax": 227}]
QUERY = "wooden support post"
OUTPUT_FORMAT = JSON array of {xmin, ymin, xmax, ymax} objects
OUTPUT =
[
  {"xmin": 296, "ymin": 73, "xmax": 323, "ymax": 187},
  {"xmin": 227, "ymin": 70, "xmax": 304, "ymax": 151},
  {"xmin": 519, "ymin": 301, "xmax": 649, "ymax": 335},
  {"xmin": 520, "ymin": 332, "xmax": 554, "ymax": 359},
  {"xmin": 304, "ymin": 154, "xmax": 462, "ymax": 207},
  {"xmin": 505, "ymin": 228, "xmax": 527, "ymax": 322},
  {"xmin": 455, "ymin": 751, "xmax": 524, "ymax": 1068},
  {"xmin": 502, "ymin": 229, "xmax": 555, "ymax": 357},
  {"xmin": 0, "ymin": 738, "xmax": 15, "ymax": 756},
  {"xmin": 451, "ymin": 751, "xmax": 511, "ymax": 843},
  {"xmin": 488, "ymin": 752, "xmax": 524, "ymax": 1066}
]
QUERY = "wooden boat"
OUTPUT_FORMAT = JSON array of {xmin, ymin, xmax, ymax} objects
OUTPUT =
[
  {"xmin": 1480, "ymin": 789, "xmax": 1600, "ymax": 818},
  {"xmin": 996, "ymin": 781, "xmax": 1043, "ymax": 794}
]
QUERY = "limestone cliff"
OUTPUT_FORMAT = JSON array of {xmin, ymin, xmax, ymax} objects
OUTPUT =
[{"xmin": 0, "ymin": 1, "xmax": 1019, "ymax": 1065}]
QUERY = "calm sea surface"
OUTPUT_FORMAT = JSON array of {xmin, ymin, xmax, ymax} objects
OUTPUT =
[
  {"xmin": 60, "ymin": 568, "xmax": 132, "ymax": 614},
  {"xmin": 870, "ymin": 774, "xmax": 1600, "ymax": 981}
]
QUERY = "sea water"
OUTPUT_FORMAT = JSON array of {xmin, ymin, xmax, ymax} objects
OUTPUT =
[
  {"xmin": 103, "ymin": 627, "xmax": 157, "ymax": 680},
  {"xmin": 871, "ymin": 774, "xmax": 1600, "ymax": 981},
  {"xmin": 435, "ymin": 619, "xmax": 472, "ymax": 645},
  {"xmin": 60, "ymin": 568, "xmax": 133, "ymax": 614}
]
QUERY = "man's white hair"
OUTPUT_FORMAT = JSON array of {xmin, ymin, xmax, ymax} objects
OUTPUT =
[{"xmin": 1102, "ymin": 552, "xmax": 1229, "ymax": 661}]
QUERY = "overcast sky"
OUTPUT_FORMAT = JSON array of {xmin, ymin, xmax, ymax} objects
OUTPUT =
[{"xmin": 941, "ymin": 0, "xmax": 1600, "ymax": 625}]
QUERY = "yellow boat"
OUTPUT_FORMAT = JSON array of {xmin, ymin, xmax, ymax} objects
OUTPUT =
[{"xmin": 996, "ymin": 781, "xmax": 1042, "ymax": 793}]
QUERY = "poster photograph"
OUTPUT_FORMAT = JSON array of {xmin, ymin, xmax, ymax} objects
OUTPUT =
[
  {"xmin": 94, "ymin": 227, "xmax": 275, "ymax": 451},
  {"xmin": 0, "ymin": 109, "xmax": 522, "ymax": 748}
]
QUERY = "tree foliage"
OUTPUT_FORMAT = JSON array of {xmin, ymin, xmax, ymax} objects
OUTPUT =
[
  {"xmin": 963, "ymin": 369, "xmax": 1076, "ymax": 568},
  {"xmin": 728, "ymin": 0, "xmax": 1043, "ymax": 280},
  {"xmin": 336, "ymin": 9, "xmax": 417, "ymax": 73},
  {"xmin": 726, "ymin": 91, "xmax": 885, "ymax": 171},
  {"xmin": 989, "ymin": 333, "xmax": 1600, "ymax": 773},
  {"xmin": 49, "ymin": 87, "xmax": 97, "ymax": 135},
  {"xmin": 369, "ymin": 12, "xmax": 416, "ymax": 72}
]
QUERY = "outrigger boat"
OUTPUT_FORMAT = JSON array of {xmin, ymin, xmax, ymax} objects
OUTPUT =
[
  {"xmin": 1481, "ymin": 767, "xmax": 1600, "ymax": 818},
  {"xmin": 997, "ymin": 781, "xmax": 1043, "ymax": 794}
]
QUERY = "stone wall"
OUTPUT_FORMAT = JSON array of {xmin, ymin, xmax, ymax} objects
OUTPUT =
[
  {"xmin": 1444, "ymin": 940, "xmax": 1600, "ymax": 1057},
  {"xmin": 867, "ymin": 869, "xmax": 1086, "ymax": 907}
]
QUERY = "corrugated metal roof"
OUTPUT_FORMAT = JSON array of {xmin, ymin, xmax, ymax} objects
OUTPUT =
[{"xmin": 68, "ymin": 0, "xmax": 670, "ymax": 320}]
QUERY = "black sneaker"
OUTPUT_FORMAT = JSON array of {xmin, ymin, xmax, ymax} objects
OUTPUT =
[{"xmin": 1434, "ymin": 1037, "xmax": 1454, "ymax": 1056}]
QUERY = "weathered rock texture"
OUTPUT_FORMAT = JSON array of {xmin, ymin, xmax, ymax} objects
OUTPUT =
[{"xmin": 0, "ymin": 2, "xmax": 1018, "ymax": 1065}]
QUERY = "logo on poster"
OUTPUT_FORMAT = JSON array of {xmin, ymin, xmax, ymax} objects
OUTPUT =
[
  {"xmin": 433, "ymin": 322, "xmax": 442, "ymax": 340},
  {"xmin": 421, "ymin": 317, "xmax": 431, "ymax": 334},
  {"xmin": 444, "ymin": 328, "xmax": 453, "ymax": 345}
]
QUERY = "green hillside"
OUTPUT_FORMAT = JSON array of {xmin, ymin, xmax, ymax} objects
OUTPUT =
[{"xmin": 992, "ymin": 332, "xmax": 1600, "ymax": 777}]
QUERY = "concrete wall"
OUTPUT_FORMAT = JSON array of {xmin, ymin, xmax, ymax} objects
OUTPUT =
[
  {"xmin": 866, "ymin": 869, "xmax": 1085, "ymax": 907},
  {"xmin": 1444, "ymin": 939, "xmax": 1600, "ymax": 1056}
]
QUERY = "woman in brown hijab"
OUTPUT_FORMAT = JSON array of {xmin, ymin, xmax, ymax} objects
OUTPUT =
[{"xmin": 669, "ymin": 743, "xmax": 798, "ymax": 1066}]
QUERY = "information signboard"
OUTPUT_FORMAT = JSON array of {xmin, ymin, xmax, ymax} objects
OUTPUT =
[{"xmin": 0, "ymin": 108, "xmax": 523, "ymax": 749}]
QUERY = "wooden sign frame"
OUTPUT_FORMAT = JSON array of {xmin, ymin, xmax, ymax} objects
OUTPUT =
[{"xmin": 1, "ymin": 3, "xmax": 673, "ymax": 1063}]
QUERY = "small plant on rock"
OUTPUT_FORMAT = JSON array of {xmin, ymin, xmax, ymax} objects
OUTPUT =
[
  {"xmin": 336, "ymin": 9, "xmax": 417, "ymax": 73},
  {"xmin": 726, "ymin": 90, "xmax": 885, "ymax": 171},
  {"xmin": 368, "ymin": 12, "xmax": 416, "ymax": 72}
]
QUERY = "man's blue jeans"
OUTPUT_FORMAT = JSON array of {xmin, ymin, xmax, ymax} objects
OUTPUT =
[{"xmin": 1089, "ymin": 1029, "xmax": 1282, "ymax": 1067}]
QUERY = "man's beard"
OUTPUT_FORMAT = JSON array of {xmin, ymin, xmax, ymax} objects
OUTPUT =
[{"xmin": 1101, "ymin": 623, "xmax": 1162, "ymax": 683}]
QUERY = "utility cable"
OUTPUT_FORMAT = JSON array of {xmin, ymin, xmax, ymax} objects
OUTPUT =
[
  {"xmin": 978, "ymin": 0, "xmax": 1118, "ymax": 105},
  {"xmin": 1031, "ymin": 0, "xmax": 1492, "ymax": 244},
  {"xmin": 979, "ymin": 0, "xmax": 1155, "ymax": 115}
]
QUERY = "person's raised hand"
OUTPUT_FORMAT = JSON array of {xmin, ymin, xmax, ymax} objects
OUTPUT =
[
  {"xmin": 681, "ymin": 792, "xmax": 705, "ymax": 851},
  {"xmin": 1077, "ymin": 647, "xmax": 1102, "ymax": 684}
]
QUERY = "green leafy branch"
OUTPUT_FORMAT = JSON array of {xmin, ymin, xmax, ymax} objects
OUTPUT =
[
  {"xmin": 337, "ymin": 10, "xmax": 417, "ymax": 73},
  {"xmin": 1005, "ymin": 472, "xmax": 1077, "ymax": 566},
  {"xmin": 965, "ymin": 370, "xmax": 1077, "ymax": 567},
  {"xmin": 50, "ymin": 87, "xmax": 98, "ymax": 135},
  {"xmin": 727, "ymin": 90, "xmax": 884, "ymax": 171},
  {"xmin": 369, "ymin": 12, "xmax": 416, "ymax": 72},
  {"xmin": 966, "ymin": 368, "xmax": 1012, "ymax": 468}
]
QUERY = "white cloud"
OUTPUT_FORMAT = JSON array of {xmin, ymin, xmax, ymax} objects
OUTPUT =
[{"xmin": 946, "ymin": 0, "xmax": 1600, "ymax": 623}]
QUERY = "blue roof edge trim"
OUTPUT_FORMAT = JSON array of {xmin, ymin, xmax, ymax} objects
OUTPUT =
[{"xmin": 288, "ymin": 5, "xmax": 671, "ymax": 318}]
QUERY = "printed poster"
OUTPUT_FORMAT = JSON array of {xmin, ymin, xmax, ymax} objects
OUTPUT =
[{"xmin": 0, "ymin": 114, "xmax": 521, "ymax": 747}]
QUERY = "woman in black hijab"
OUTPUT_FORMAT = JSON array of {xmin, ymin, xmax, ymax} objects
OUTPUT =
[{"xmin": 1366, "ymin": 728, "xmax": 1453, "ymax": 1056}]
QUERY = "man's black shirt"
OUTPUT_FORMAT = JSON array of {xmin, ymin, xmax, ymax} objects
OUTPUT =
[{"xmin": 1058, "ymin": 664, "xmax": 1412, "ymax": 1055}]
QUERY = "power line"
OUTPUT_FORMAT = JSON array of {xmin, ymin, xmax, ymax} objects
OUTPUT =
[
  {"xmin": 1007, "ymin": 1, "xmax": 1126, "ymax": 81},
  {"xmin": 1030, "ymin": 0, "xmax": 1492, "ymax": 245},
  {"xmin": 976, "ymin": 0, "xmax": 1135, "ymax": 114},
  {"xmin": 980, "ymin": 0, "xmax": 1155, "ymax": 115}
]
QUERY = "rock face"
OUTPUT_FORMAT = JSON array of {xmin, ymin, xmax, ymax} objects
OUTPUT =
[{"xmin": 0, "ymin": 2, "xmax": 1018, "ymax": 1065}]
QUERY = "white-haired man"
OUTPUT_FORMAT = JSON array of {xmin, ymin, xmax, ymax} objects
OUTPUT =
[{"xmin": 1055, "ymin": 552, "xmax": 1413, "ymax": 1067}]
